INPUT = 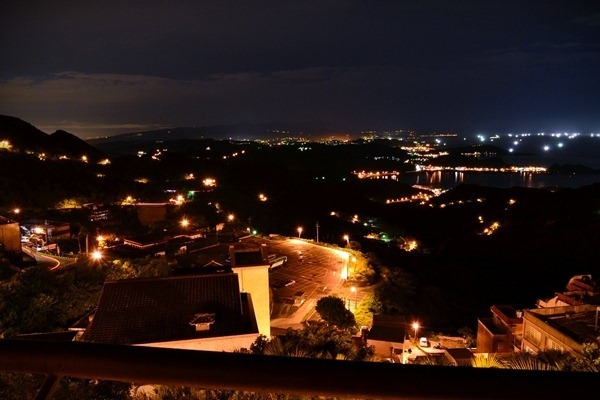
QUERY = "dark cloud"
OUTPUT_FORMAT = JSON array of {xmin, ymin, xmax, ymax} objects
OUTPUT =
[{"xmin": 1, "ymin": 1, "xmax": 599, "ymax": 137}]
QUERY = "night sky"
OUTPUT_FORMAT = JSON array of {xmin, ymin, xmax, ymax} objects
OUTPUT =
[{"xmin": 1, "ymin": 1, "xmax": 599, "ymax": 138}]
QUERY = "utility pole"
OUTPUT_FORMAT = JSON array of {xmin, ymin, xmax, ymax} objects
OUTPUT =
[
  {"xmin": 315, "ymin": 222, "xmax": 319, "ymax": 243},
  {"xmin": 248, "ymin": 217, "xmax": 252, "ymax": 232}
]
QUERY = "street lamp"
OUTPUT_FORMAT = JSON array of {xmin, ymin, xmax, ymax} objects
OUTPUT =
[
  {"xmin": 350, "ymin": 286, "xmax": 357, "ymax": 309},
  {"xmin": 412, "ymin": 322, "xmax": 420, "ymax": 340},
  {"xmin": 228, "ymin": 214, "xmax": 235, "ymax": 222},
  {"xmin": 91, "ymin": 250, "xmax": 102, "ymax": 261},
  {"xmin": 343, "ymin": 234, "xmax": 349, "ymax": 247},
  {"xmin": 297, "ymin": 227, "xmax": 303, "ymax": 238},
  {"xmin": 180, "ymin": 218, "xmax": 189, "ymax": 229}
]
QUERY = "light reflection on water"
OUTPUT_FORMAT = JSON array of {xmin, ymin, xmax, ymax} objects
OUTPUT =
[{"xmin": 393, "ymin": 171, "xmax": 599, "ymax": 190}]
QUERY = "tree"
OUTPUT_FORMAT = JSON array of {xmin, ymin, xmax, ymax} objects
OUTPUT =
[
  {"xmin": 458, "ymin": 326, "xmax": 476, "ymax": 348},
  {"xmin": 249, "ymin": 323, "xmax": 373, "ymax": 361},
  {"xmin": 372, "ymin": 266, "xmax": 416, "ymax": 315},
  {"xmin": 571, "ymin": 338, "xmax": 600, "ymax": 372},
  {"xmin": 315, "ymin": 296, "xmax": 356, "ymax": 331}
]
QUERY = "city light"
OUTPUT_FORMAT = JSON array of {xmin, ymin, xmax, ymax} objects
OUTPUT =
[
  {"xmin": 259, "ymin": 193, "xmax": 268, "ymax": 202},
  {"xmin": 181, "ymin": 218, "xmax": 189, "ymax": 228},
  {"xmin": 343, "ymin": 234, "xmax": 349, "ymax": 246},
  {"xmin": 406, "ymin": 241, "xmax": 418, "ymax": 251},
  {"xmin": 412, "ymin": 322, "xmax": 420, "ymax": 339},
  {"xmin": 228, "ymin": 214, "xmax": 235, "ymax": 222},
  {"xmin": 123, "ymin": 196, "xmax": 134, "ymax": 205},
  {"xmin": 297, "ymin": 227, "xmax": 303, "ymax": 238},
  {"xmin": 203, "ymin": 178, "xmax": 216, "ymax": 187},
  {"xmin": 91, "ymin": 250, "xmax": 102, "ymax": 261}
]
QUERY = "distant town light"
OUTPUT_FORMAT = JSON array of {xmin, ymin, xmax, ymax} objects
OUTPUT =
[{"xmin": 203, "ymin": 178, "xmax": 216, "ymax": 187}]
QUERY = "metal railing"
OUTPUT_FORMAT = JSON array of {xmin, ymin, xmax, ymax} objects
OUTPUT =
[{"xmin": 0, "ymin": 339, "xmax": 595, "ymax": 399}]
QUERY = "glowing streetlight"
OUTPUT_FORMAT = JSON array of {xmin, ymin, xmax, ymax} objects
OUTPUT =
[
  {"xmin": 343, "ymin": 234, "xmax": 350, "ymax": 247},
  {"xmin": 412, "ymin": 322, "xmax": 420, "ymax": 340},
  {"xmin": 297, "ymin": 227, "xmax": 303, "ymax": 238},
  {"xmin": 13, "ymin": 208, "xmax": 20, "ymax": 215},
  {"xmin": 91, "ymin": 250, "xmax": 102, "ymax": 261},
  {"xmin": 228, "ymin": 214, "xmax": 235, "ymax": 222},
  {"xmin": 181, "ymin": 218, "xmax": 189, "ymax": 228}
]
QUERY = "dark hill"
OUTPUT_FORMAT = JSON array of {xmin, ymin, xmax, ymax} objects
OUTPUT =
[
  {"xmin": 87, "ymin": 121, "xmax": 346, "ymax": 146},
  {"xmin": 0, "ymin": 115, "xmax": 106, "ymax": 161}
]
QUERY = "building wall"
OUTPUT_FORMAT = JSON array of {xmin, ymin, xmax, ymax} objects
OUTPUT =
[
  {"xmin": 521, "ymin": 306, "xmax": 594, "ymax": 356},
  {"xmin": 138, "ymin": 333, "xmax": 259, "ymax": 352},
  {"xmin": 0, "ymin": 221, "xmax": 21, "ymax": 253},
  {"xmin": 136, "ymin": 204, "xmax": 167, "ymax": 226},
  {"xmin": 476, "ymin": 319, "xmax": 511, "ymax": 353},
  {"xmin": 369, "ymin": 339, "xmax": 403, "ymax": 360},
  {"xmin": 232, "ymin": 265, "xmax": 271, "ymax": 338}
]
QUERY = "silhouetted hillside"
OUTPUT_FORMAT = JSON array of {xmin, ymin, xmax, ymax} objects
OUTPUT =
[
  {"xmin": 0, "ymin": 115, "xmax": 106, "ymax": 161},
  {"xmin": 88, "ymin": 121, "xmax": 347, "ymax": 147}
]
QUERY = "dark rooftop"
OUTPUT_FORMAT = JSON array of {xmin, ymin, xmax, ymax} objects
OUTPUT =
[
  {"xmin": 445, "ymin": 347, "xmax": 474, "ymax": 361},
  {"xmin": 84, "ymin": 273, "xmax": 256, "ymax": 345},
  {"xmin": 478, "ymin": 318, "xmax": 508, "ymax": 336},
  {"xmin": 529, "ymin": 305, "xmax": 600, "ymax": 345},
  {"xmin": 368, "ymin": 314, "xmax": 408, "ymax": 343}
]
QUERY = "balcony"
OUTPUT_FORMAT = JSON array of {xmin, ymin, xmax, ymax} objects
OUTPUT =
[{"xmin": 0, "ymin": 339, "xmax": 596, "ymax": 399}]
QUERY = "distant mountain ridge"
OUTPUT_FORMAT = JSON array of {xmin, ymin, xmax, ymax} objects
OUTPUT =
[
  {"xmin": 0, "ymin": 115, "xmax": 106, "ymax": 160},
  {"xmin": 87, "ymin": 121, "xmax": 350, "ymax": 144}
]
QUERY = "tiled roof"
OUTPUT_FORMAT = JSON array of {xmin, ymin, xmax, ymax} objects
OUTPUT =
[
  {"xmin": 84, "ymin": 273, "xmax": 254, "ymax": 345},
  {"xmin": 368, "ymin": 314, "xmax": 408, "ymax": 343},
  {"xmin": 233, "ymin": 250, "xmax": 265, "ymax": 266},
  {"xmin": 445, "ymin": 347, "xmax": 474, "ymax": 361}
]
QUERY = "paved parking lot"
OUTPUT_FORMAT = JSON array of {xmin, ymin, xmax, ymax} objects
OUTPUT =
[
  {"xmin": 186, "ymin": 236, "xmax": 366, "ymax": 329},
  {"xmin": 242, "ymin": 236, "xmax": 344, "ymax": 293}
]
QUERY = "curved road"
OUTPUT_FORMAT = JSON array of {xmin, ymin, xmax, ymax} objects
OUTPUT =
[
  {"xmin": 240, "ymin": 237, "xmax": 367, "ymax": 330},
  {"xmin": 22, "ymin": 246, "xmax": 61, "ymax": 270}
]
